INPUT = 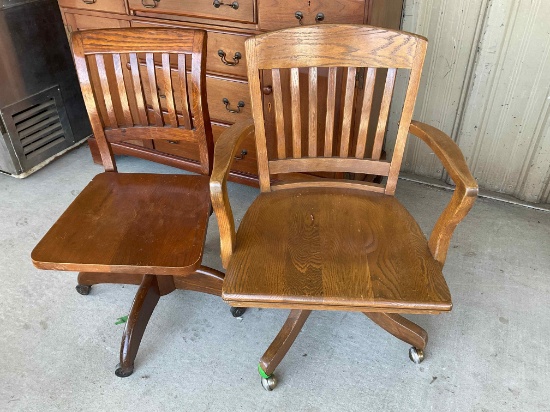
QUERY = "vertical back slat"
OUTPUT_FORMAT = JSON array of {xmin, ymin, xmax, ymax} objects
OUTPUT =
[
  {"xmin": 73, "ymin": 34, "xmax": 116, "ymax": 172},
  {"xmin": 112, "ymin": 53, "xmax": 132, "ymax": 127},
  {"xmin": 386, "ymin": 42, "xmax": 427, "ymax": 194},
  {"xmin": 129, "ymin": 53, "xmax": 149, "ymax": 126},
  {"xmin": 95, "ymin": 54, "xmax": 117, "ymax": 128},
  {"xmin": 372, "ymin": 68, "xmax": 397, "ymax": 160},
  {"xmin": 177, "ymin": 53, "xmax": 192, "ymax": 129},
  {"xmin": 339, "ymin": 66, "xmax": 357, "ymax": 157},
  {"xmin": 245, "ymin": 38, "xmax": 271, "ymax": 191},
  {"xmin": 308, "ymin": 67, "xmax": 318, "ymax": 157},
  {"xmin": 355, "ymin": 67, "xmax": 377, "ymax": 158},
  {"xmin": 162, "ymin": 53, "xmax": 178, "ymax": 128},
  {"xmin": 146, "ymin": 53, "xmax": 164, "ymax": 126},
  {"xmin": 290, "ymin": 67, "xmax": 301, "ymax": 158},
  {"xmin": 272, "ymin": 68, "xmax": 286, "ymax": 159},
  {"xmin": 324, "ymin": 67, "xmax": 337, "ymax": 156}
]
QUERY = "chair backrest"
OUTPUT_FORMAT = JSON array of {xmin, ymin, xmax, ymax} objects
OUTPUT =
[
  {"xmin": 72, "ymin": 28, "xmax": 213, "ymax": 175},
  {"xmin": 245, "ymin": 25, "xmax": 427, "ymax": 195}
]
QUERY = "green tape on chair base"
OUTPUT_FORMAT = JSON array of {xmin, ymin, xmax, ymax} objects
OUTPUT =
[
  {"xmin": 115, "ymin": 315, "xmax": 128, "ymax": 325},
  {"xmin": 258, "ymin": 364, "xmax": 271, "ymax": 379}
]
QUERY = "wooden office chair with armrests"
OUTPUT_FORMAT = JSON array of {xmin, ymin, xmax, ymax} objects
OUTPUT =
[
  {"xmin": 31, "ymin": 28, "xmax": 245, "ymax": 378},
  {"xmin": 210, "ymin": 25, "xmax": 478, "ymax": 390}
]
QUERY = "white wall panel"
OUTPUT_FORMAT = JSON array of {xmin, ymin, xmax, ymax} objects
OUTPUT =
[{"xmin": 389, "ymin": 0, "xmax": 550, "ymax": 203}]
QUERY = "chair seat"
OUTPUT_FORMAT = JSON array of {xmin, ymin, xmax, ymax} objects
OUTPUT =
[
  {"xmin": 223, "ymin": 188, "xmax": 452, "ymax": 314},
  {"xmin": 32, "ymin": 172, "xmax": 211, "ymax": 276}
]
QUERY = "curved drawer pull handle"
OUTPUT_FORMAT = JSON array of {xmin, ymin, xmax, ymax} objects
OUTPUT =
[
  {"xmin": 218, "ymin": 50, "xmax": 242, "ymax": 66},
  {"xmin": 213, "ymin": 0, "xmax": 239, "ymax": 10},
  {"xmin": 82, "ymin": 0, "xmax": 97, "ymax": 4},
  {"xmin": 234, "ymin": 149, "xmax": 248, "ymax": 160},
  {"xmin": 295, "ymin": 11, "xmax": 304, "ymax": 25},
  {"xmin": 141, "ymin": 0, "xmax": 159, "ymax": 8},
  {"xmin": 315, "ymin": 13, "xmax": 325, "ymax": 22},
  {"xmin": 223, "ymin": 98, "xmax": 245, "ymax": 113}
]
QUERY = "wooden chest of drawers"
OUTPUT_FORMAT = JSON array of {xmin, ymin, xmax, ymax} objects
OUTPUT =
[{"xmin": 58, "ymin": 0, "xmax": 403, "ymax": 185}]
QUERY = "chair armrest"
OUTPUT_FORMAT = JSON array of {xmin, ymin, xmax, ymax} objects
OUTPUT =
[
  {"xmin": 210, "ymin": 119, "xmax": 255, "ymax": 268},
  {"xmin": 409, "ymin": 120, "xmax": 478, "ymax": 264}
]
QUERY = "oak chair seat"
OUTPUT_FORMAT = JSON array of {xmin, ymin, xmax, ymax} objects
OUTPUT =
[
  {"xmin": 32, "ymin": 172, "xmax": 210, "ymax": 276},
  {"xmin": 223, "ymin": 187, "xmax": 451, "ymax": 314}
]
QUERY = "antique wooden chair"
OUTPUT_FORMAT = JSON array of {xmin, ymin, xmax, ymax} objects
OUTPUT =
[
  {"xmin": 210, "ymin": 25, "xmax": 478, "ymax": 390},
  {"xmin": 31, "ymin": 28, "xmax": 244, "ymax": 378}
]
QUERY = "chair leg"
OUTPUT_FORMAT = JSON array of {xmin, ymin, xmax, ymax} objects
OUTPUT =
[
  {"xmin": 364, "ymin": 312, "xmax": 428, "ymax": 363},
  {"xmin": 258, "ymin": 309, "xmax": 311, "ymax": 390},
  {"xmin": 173, "ymin": 265, "xmax": 224, "ymax": 296},
  {"xmin": 115, "ymin": 274, "xmax": 161, "ymax": 378},
  {"xmin": 76, "ymin": 272, "xmax": 144, "ymax": 295}
]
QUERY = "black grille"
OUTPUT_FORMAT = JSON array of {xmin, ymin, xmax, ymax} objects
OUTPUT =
[{"xmin": 12, "ymin": 98, "xmax": 66, "ymax": 159}]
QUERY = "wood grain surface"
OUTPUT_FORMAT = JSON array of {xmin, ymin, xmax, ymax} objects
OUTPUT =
[
  {"xmin": 223, "ymin": 187, "xmax": 452, "ymax": 313},
  {"xmin": 252, "ymin": 25, "xmax": 424, "ymax": 69},
  {"xmin": 409, "ymin": 121, "xmax": 478, "ymax": 264},
  {"xmin": 32, "ymin": 173, "xmax": 211, "ymax": 276}
]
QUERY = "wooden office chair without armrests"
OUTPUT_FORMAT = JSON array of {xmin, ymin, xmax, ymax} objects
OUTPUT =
[
  {"xmin": 210, "ymin": 25, "xmax": 478, "ymax": 390},
  {"xmin": 31, "ymin": 28, "xmax": 245, "ymax": 378}
]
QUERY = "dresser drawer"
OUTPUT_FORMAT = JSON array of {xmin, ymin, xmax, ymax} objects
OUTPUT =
[
  {"xmin": 213, "ymin": 124, "xmax": 257, "ymax": 175},
  {"xmin": 258, "ymin": 0, "xmax": 365, "ymax": 31},
  {"xmin": 58, "ymin": 0, "xmax": 127, "ymax": 14},
  {"xmin": 206, "ymin": 76, "xmax": 251, "ymax": 124},
  {"xmin": 65, "ymin": 13, "xmax": 129, "ymax": 30},
  {"xmin": 137, "ymin": 61, "xmax": 251, "ymax": 125},
  {"xmin": 131, "ymin": 21, "xmax": 249, "ymax": 78},
  {"xmin": 128, "ymin": 0, "xmax": 255, "ymax": 24},
  {"xmin": 208, "ymin": 31, "xmax": 249, "ymax": 78},
  {"xmin": 154, "ymin": 124, "xmax": 258, "ymax": 176}
]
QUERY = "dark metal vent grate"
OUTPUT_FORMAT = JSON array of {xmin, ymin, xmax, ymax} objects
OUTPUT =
[{"xmin": 12, "ymin": 98, "xmax": 66, "ymax": 159}]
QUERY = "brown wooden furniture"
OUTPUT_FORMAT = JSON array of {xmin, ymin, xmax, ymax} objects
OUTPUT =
[
  {"xmin": 31, "ymin": 28, "xmax": 245, "ymax": 378},
  {"xmin": 210, "ymin": 25, "xmax": 479, "ymax": 390},
  {"xmin": 56, "ymin": 0, "xmax": 404, "ymax": 185}
]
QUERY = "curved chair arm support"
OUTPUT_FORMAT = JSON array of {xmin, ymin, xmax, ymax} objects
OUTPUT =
[
  {"xmin": 210, "ymin": 119, "xmax": 255, "ymax": 268},
  {"xmin": 409, "ymin": 121, "xmax": 478, "ymax": 264}
]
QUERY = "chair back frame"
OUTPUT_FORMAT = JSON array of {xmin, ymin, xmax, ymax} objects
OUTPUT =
[
  {"xmin": 244, "ymin": 24, "xmax": 427, "ymax": 194},
  {"xmin": 72, "ymin": 28, "xmax": 213, "ymax": 175}
]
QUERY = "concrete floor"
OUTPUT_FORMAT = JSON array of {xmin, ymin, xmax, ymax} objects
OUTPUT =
[{"xmin": 1, "ymin": 145, "xmax": 549, "ymax": 412}]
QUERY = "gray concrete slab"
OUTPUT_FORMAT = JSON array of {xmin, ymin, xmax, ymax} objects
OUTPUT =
[{"xmin": 1, "ymin": 145, "xmax": 549, "ymax": 412}]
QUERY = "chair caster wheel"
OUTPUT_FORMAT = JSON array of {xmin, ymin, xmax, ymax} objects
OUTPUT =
[
  {"xmin": 230, "ymin": 307, "xmax": 246, "ymax": 317},
  {"xmin": 409, "ymin": 347, "xmax": 424, "ymax": 364},
  {"xmin": 115, "ymin": 363, "xmax": 134, "ymax": 378},
  {"xmin": 261, "ymin": 375, "xmax": 277, "ymax": 391},
  {"xmin": 76, "ymin": 284, "xmax": 91, "ymax": 295},
  {"xmin": 258, "ymin": 364, "xmax": 276, "ymax": 391}
]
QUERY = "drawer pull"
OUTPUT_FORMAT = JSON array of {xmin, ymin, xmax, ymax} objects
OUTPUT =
[
  {"xmin": 218, "ymin": 49, "xmax": 242, "ymax": 66},
  {"xmin": 82, "ymin": 0, "xmax": 96, "ymax": 4},
  {"xmin": 168, "ymin": 140, "xmax": 178, "ymax": 144},
  {"xmin": 222, "ymin": 98, "xmax": 245, "ymax": 114},
  {"xmin": 141, "ymin": 0, "xmax": 159, "ymax": 8},
  {"xmin": 213, "ymin": 0, "xmax": 239, "ymax": 10},
  {"xmin": 234, "ymin": 149, "xmax": 248, "ymax": 160},
  {"xmin": 295, "ymin": 11, "xmax": 304, "ymax": 25},
  {"xmin": 316, "ymin": 13, "xmax": 325, "ymax": 22},
  {"xmin": 262, "ymin": 85, "xmax": 273, "ymax": 95}
]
